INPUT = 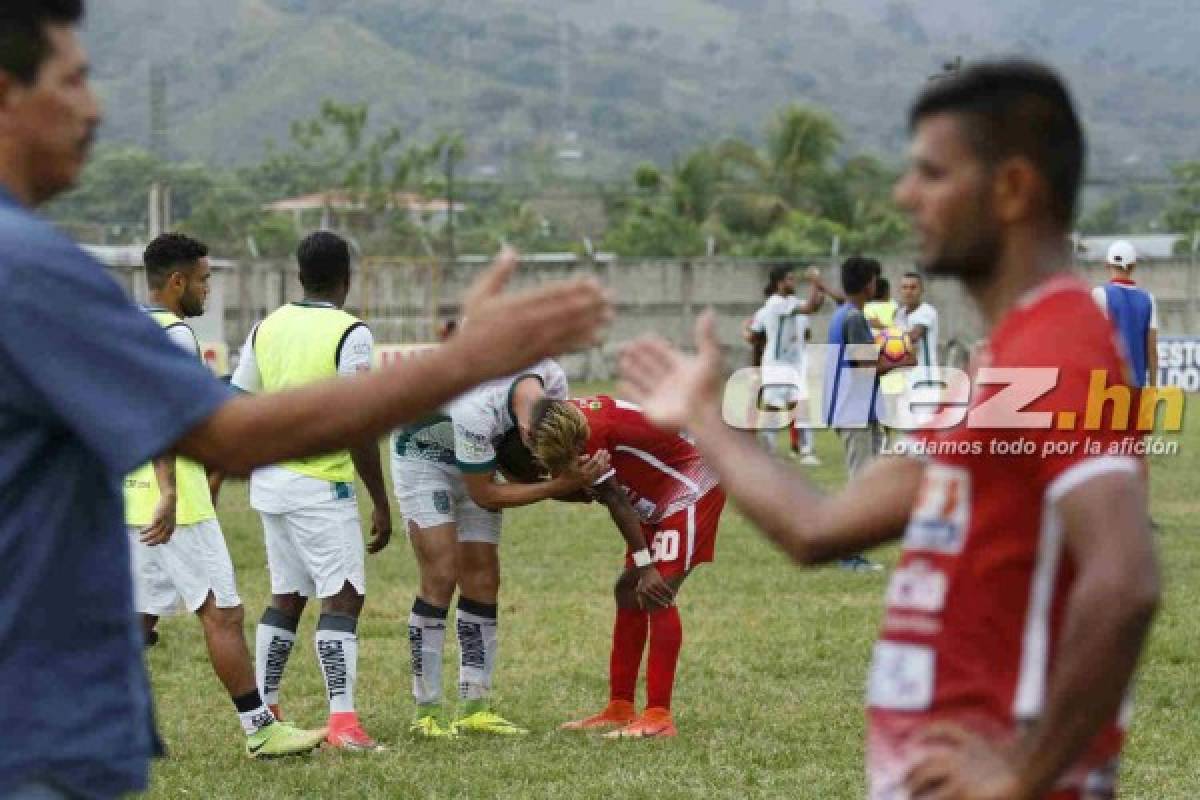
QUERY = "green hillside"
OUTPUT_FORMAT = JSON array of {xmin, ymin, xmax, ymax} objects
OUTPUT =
[{"xmin": 81, "ymin": 0, "xmax": 1200, "ymax": 178}]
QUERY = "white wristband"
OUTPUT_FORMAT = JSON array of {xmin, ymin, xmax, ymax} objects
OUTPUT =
[{"xmin": 632, "ymin": 548, "xmax": 653, "ymax": 568}]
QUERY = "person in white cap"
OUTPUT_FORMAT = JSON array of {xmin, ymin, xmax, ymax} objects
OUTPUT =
[{"xmin": 1092, "ymin": 240, "xmax": 1158, "ymax": 388}]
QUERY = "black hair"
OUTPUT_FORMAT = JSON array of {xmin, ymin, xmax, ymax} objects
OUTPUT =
[
  {"xmin": 0, "ymin": 0, "xmax": 84, "ymax": 85},
  {"xmin": 144, "ymin": 232, "xmax": 208, "ymax": 289},
  {"xmin": 874, "ymin": 277, "xmax": 890, "ymax": 301},
  {"xmin": 909, "ymin": 59, "xmax": 1084, "ymax": 229},
  {"xmin": 841, "ymin": 256, "xmax": 879, "ymax": 296},
  {"xmin": 902, "ymin": 271, "xmax": 924, "ymax": 287},
  {"xmin": 296, "ymin": 231, "xmax": 351, "ymax": 294},
  {"xmin": 766, "ymin": 265, "xmax": 792, "ymax": 294}
]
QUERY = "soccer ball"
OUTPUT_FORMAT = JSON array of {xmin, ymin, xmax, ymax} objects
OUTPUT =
[{"xmin": 874, "ymin": 326, "xmax": 911, "ymax": 364}]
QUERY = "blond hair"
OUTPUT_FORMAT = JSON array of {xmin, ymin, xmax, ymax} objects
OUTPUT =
[{"xmin": 530, "ymin": 399, "xmax": 590, "ymax": 476}]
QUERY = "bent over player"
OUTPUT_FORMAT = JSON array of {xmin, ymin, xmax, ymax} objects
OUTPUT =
[
  {"xmin": 531, "ymin": 396, "xmax": 725, "ymax": 739},
  {"xmin": 394, "ymin": 360, "xmax": 608, "ymax": 737}
]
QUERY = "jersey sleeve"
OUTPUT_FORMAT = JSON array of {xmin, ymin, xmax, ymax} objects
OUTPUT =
[
  {"xmin": 749, "ymin": 307, "xmax": 767, "ymax": 333},
  {"xmin": 539, "ymin": 359, "xmax": 569, "ymax": 400},
  {"xmin": 909, "ymin": 305, "xmax": 936, "ymax": 331},
  {"xmin": 451, "ymin": 396, "xmax": 498, "ymax": 473},
  {"xmin": 337, "ymin": 324, "xmax": 374, "ymax": 376},
  {"xmin": 164, "ymin": 323, "xmax": 199, "ymax": 355},
  {"xmin": 1149, "ymin": 293, "xmax": 1158, "ymax": 330},
  {"xmin": 1091, "ymin": 286, "xmax": 1108, "ymax": 317},
  {"xmin": 230, "ymin": 325, "xmax": 261, "ymax": 393}
]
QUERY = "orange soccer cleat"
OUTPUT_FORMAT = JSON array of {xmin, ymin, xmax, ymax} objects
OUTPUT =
[
  {"xmin": 268, "ymin": 704, "xmax": 284, "ymax": 722},
  {"xmin": 325, "ymin": 711, "xmax": 385, "ymax": 752},
  {"xmin": 559, "ymin": 699, "xmax": 637, "ymax": 732},
  {"xmin": 603, "ymin": 706, "xmax": 677, "ymax": 739}
]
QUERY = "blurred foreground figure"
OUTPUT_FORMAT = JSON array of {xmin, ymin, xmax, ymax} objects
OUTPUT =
[{"xmin": 620, "ymin": 60, "xmax": 1158, "ymax": 800}]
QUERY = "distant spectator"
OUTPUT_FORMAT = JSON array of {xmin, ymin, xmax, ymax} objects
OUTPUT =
[{"xmin": 1093, "ymin": 240, "xmax": 1157, "ymax": 388}]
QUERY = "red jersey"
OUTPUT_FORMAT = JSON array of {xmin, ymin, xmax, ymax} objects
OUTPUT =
[
  {"xmin": 573, "ymin": 396, "xmax": 719, "ymax": 524},
  {"xmin": 867, "ymin": 276, "xmax": 1144, "ymax": 798}
]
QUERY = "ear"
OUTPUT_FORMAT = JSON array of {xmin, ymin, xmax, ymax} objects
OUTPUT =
[{"xmin": 992, "ymin": 157, "xmax": 1040, "ymax": 225}]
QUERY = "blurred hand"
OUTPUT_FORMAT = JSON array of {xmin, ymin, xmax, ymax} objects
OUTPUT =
[
  {"xmin": 559, "ymin": 449, "xmax": 611, "ymax": 492},
  {"xmin": 636, "ymin": 566, "xmax": 676, "ymax": 609},
  {"xmin": 904, "ymin": 724, "xmax": 1026, "ymax": 800},
  {"xmin": 619, "ymin": 310, "xmax": 724, "ymax": 433},
  {"xmin": 367, "ymin": 506, "xmax": 393, "ymax": 554},
  {"xmin": 455, "ymin": 247, "xmax": 612, "ymax": 381}
]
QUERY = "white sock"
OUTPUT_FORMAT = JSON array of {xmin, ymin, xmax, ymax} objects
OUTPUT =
[
  {"xmin": 757, "ymin": 429, "xmax": 776, "ymax": 454},
  {"xmin": 800, "ymin": 426, "xmax": 814, "ymax": 454},
  {"xmin": 409, "ymin": 598, "xmax": 448, "ymax": 707},
  {"xmin": 316, "ymin": 612, "xmax": 358, "ymax": 715},
  {"xmin": 255, "ymin": 608, "xmax": 298, "ymax": 707},
  {"xmin": 234, "ymin": 689, "xmax": 276, "ymax": 736},
  {"xmin": 456, "ymin": 598, "xmax": 498, "ymax": 703}
]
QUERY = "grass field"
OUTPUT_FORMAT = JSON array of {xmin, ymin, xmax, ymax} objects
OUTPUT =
[{"xmin": 144, "ymin": 392, "xmax": 1200, "ymax": 799}]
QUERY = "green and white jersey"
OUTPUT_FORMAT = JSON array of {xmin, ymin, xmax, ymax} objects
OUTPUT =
[{"xmin": 392, "ymin": 359, "xmax": 568, "ymax": 473}]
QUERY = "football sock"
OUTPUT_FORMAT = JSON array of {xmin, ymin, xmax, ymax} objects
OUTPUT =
[
  {"xmin": 609, "ymin": 607, "xmax": 649, "ymax": 703},
  {"xmin": 409, "ymin": 597, "xmax": 448, "ymax": 707},
  {"xmin": 255, "ymin": 607, "xmax": 298, "ymax": 708},
  {"xmin": 457, "ymin": 596, "xmax": 498, "ymax": 710},
  {"xmin": 789, "ymin": 425, "xmax": 800, "ymax": 452},
  {"xmin": 233, "ymin": 688, "xmax": 276, "ymax": 736},
  {"xmin": 646, "ymin": 605, "xmax": 683, "ymax": 710},
  {"xmin": 316, "ymin": 612, "xmax": 359, "ymax": 715},
  {"xmin": 800, "ymin": 425, "xmax": 814, "ymax": 454}
]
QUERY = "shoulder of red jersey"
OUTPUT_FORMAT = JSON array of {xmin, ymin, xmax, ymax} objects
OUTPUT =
[{"xmin": 993, "ymin": 274, "xmax": 1124, "ymax": 373}]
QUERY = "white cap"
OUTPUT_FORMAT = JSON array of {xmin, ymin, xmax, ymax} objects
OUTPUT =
[{"xmin": 1106, "ymin": 240, "xmax": 1137, "ymax": 269}]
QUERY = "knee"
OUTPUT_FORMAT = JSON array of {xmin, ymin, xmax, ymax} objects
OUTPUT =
[
  {"xmin": 459, "ymin": 565, "xmax": 499, "ymax": 602},
  {"xmin": 323, "ymin": 583, "xmax": 365, "ymax": 617},
  {"xmin": 200, "ymin": 599, "xmax": 244, "ymax": 632},
  {"xmin": 421, "ymin": 561, "xmax": 459, "ymax": 606},
  {"xmin": 272, "ymin": 593, "xmax": 307, "ymax": 620}
]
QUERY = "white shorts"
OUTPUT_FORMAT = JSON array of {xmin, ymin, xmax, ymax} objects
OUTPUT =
[
  {"xmin": 128, "ymin": 519, "xmax": 240, "ymax": 616},
  {"xmin": 259, "ymin": 499, "xmax": 366, "ymax": 598},
  {"xmin": 391, "ymin": 456, "xmax": 502, "ymax": 545}
]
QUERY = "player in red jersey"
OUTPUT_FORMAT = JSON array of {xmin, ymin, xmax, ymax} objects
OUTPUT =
[
  {"xmin": 619, "ymin": 61, "xmax": 1159, "ymax": 799},
  {"xmin": 529, "ymin": 395, "xmax": 725, "ymax": 738}
]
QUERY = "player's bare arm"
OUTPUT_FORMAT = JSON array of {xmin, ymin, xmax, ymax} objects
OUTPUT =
[
  {"xmin": 350, "ymin": 439, "xmax": 392, "ymax": 555},
  {"xmin": 176, "ymin": 251, "xmax": 611, "ymax": 475},
  {"xmin": 463, "ymin": 450, "xmax": 611, "ymax": 512},
  {"xmin": 140, "ymin": 453, "xmax": 177, "ymax": 546},
  {"xmin": 905, "ymin": 469, "xmax": 1159, "ymax": 800},
  {"xmin": 908, "ymin": 323, "xmax": 928, "ymax": 346},
  {"xmin": 620, "ymin": 311, "xmax": 919, "ymax": 564},
  {"xmin": 591, "ymin": 478, "xmax": 675, "ymax": 609}
]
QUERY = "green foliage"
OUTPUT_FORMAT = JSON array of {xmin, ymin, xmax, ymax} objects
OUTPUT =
[
  {"xmin": 602, "ymin": 201, "xmax": 705, "ymax": 257},
  {"xmin": 1164, "ymin": 162, "xmax": 1200, "ymax": 238}
]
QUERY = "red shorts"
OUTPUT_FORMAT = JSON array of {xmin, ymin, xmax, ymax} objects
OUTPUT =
[{"xmin": 625, "ymin": 488, "xmax": 725, "ymax": 579}]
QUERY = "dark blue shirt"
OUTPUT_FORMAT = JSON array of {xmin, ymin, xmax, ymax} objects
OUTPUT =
[
  {"xmin": 0, "ymin": 187, "xmax": 232, "ymax": 799},
  {"xmin": 823, "ymin": 302, "xmax": 881, "ymax": 427}
]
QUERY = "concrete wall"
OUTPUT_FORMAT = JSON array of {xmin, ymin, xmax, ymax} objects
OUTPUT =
[{"xmin": 115, "ymin": 256, "xmax": 1200, "ymax": 381}]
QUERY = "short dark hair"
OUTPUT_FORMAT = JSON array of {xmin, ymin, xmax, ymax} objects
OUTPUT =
[
  {"xmin": 766, "ymin": 265, "xmax": 791, "ymax": 294},
  {"xmin": 874, "ymin": 277, "xmax": 890, "ymax": 300},
  {"xmin": 841, "ymin": 256, "xmax": 878, "ymax": 296},
  {"xmin": 296, "ymin": 231, "xmax": 350, "ymax": 293},
  {"xmin": 909, "ymin": 59, "xmax": 1084, "ymax": 229},
  {"xmin": 902, "ymin": 271, "xmax": 924, "ymax": 287},
  {"xmin": 0, "ymin": 0, "xmax": 84, "ymax": 85},
  {"xmin": 144, "ymin": 232, "xmax": 208, "ymax": 289}
]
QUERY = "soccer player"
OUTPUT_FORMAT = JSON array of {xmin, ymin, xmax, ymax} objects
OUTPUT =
[
  {"xmin": 0, "ymin": 4, "xmax": 608, "ymax": 792},
  {"xmin": 396, "ymin": 361, "xmax": 609, "ymax": 737},
  {"xmin": 125, "ymin": 233, "xmax": 326, "ymax": 758},
  {"xmin": 530, "ymin": 396, "xmax": 724, "ymax": 739},
  {"xmin": 895, "ymin": 272, "xmax": 940, "ymax": 427},
  {"xmin": 749, "ymin": 266, "xmax": 825, "ymax": 461},
  {"xmin": 1092, "ymin": 240, "xmax": 1158, "ymax": 389},
  {"xmin": 231, "ymin": 231, "xmax": 393, "ymax": 752},
  {"xmin": 620, "ymin": 61, "xmax": 1158, "ymax": 799}
]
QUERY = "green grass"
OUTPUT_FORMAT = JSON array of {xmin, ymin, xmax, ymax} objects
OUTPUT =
[{"xmin": 145, "ymin": 396, "xmax": 1200, "ymax": 799}]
